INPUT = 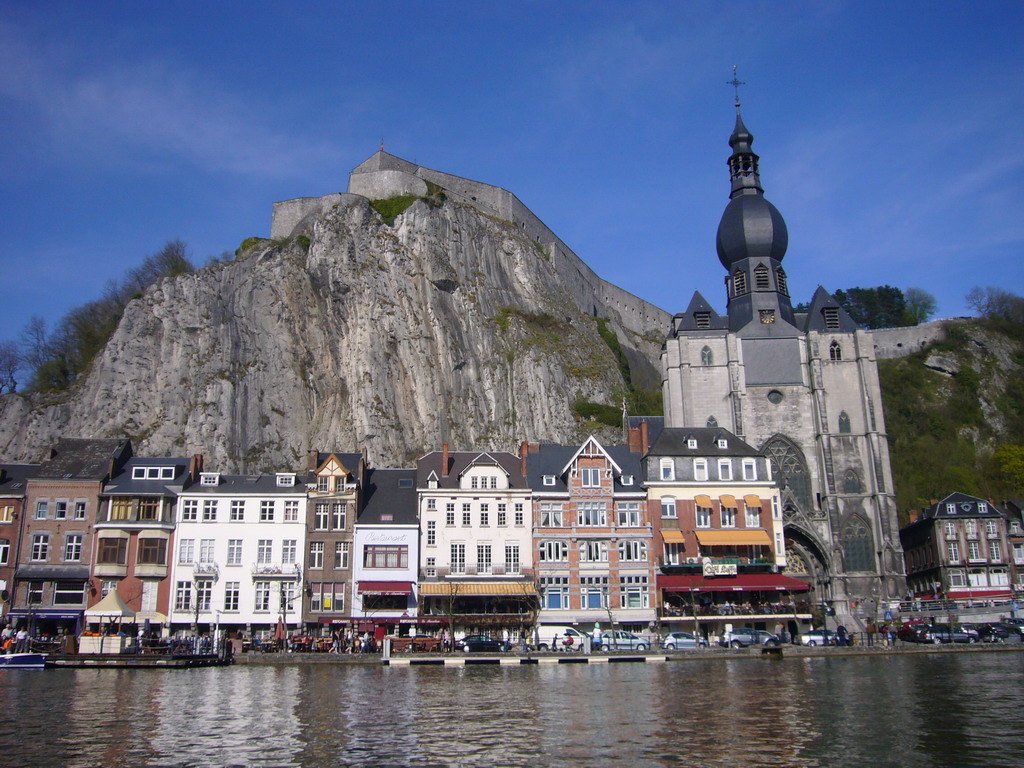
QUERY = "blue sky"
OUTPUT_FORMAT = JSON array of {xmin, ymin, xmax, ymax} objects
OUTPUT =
[{"xmin": 2, "ymin": 1, "xmax": 1022, "ymax": 347}]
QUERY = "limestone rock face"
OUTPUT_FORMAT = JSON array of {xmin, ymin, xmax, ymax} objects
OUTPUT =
[{"xmin": 0, "ymin": 196, "xmax": 667, "ymax": 470}]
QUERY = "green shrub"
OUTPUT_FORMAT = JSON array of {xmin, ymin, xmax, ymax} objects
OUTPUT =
[
  {"xmin": 235, "ymin": 236, "xmax": 263, "ymax": 256},
  {"xmin": 370, "ymin": 195, "xmax": 420, "ymax": 225}
]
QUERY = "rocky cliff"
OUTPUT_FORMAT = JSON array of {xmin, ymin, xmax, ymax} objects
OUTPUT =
[{"xmin": 0, "ymin": 190, "xmax": 669, "ymax": 470}]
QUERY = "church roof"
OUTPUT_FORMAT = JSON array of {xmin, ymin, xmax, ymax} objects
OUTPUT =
[
  {"xmin": 672, "ymin": 292, "xmax": 728, "ymax": 333},
  {"xmin": 803, "ymin": 286, "xmax": 861, "ymax": 333}
]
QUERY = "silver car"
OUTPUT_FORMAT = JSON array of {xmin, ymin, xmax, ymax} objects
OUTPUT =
[
  {"xmin": 600, "ymin": 630, "xmax": 649, "ymax": 651},
  {"xmin": 661, "ymin": 631, "xmax": 708, "ymax": 650},
  {"xmin": 720, "ymin": 628, "xmax": 779, "ymax": 648}
]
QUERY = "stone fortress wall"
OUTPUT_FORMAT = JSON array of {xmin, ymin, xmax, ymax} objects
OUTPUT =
[
  {"xmin": 271, "ymin": 153, "xmax": 671, "ymax": 339},
  {"xmin": 871, "ymin": 318, "xmax": 970, "ymax": 359}
]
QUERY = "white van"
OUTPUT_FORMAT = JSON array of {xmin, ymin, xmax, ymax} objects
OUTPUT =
[{"xmin": 532, "ymin": 625, "xmax": 589, "ymax": 652}]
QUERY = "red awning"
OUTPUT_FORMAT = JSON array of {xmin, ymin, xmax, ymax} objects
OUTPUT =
[
  {"xmin": 357, "ymin": 581, "xmax": 414, "ymax": 595},
  {"xmin": 658, "ymin": 573, "xmax": 812, "ymax": 593},
  {"xmin": 946, "ymin": 588, "xmax": 1013, "ymax": 598}
]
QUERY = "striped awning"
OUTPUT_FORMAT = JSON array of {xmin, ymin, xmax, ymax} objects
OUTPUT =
[
  {"xmin": 661, "ymin": 529, "xmax": 686, "ymax": 543},
  {"xmin": 694, "ymin": 494, "xmax": 713, "ymax": 507},
  {"xmin": 719, "ymin": 494, "xmax": 737, "ymax": 507},
  {"xmin": 744, "ymin": 495, "xmax": 763, "ymax": 507},
  {"xmin": 418, "ymin": 581, "xmax": 538, "ymax": 597},
  {"xmin": 695, "ymin": 529, "xmax": 772, "ymax": 546}
]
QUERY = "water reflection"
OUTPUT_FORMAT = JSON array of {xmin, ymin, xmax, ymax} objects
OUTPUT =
[{"xmin": 0, "ymin": 654, "xmax": 1021, "ymax": 767}]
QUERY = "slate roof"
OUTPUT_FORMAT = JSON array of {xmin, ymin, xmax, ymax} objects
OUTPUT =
[
  {"xmin": 102, "ymin": 457, "xmax": 192, "ymax": 497},
  {"xmin": 802, "ymin": 286, "xmax": 860, "ymax": 333},
  {"xmin": 34, "ymin": 438, "xmax": 132, "ymax": 481},
  {"xmin": 359, "ymin": 468, "xmax": 418, "ymax": 526},
  {"xmin": 416, "ymin": 450, "xmax": 527, "ymax": 489},
  {"xmin": 307, "ymin": 451, "xmax": 363, "ymax": 482},
  {"xmin": 523, "ymin": 440, "xmax": 643, "ymax": 493},
  {"xmin": 0, "ymin": 464, "xmax": 39, "ymax": 496},
  {"xmin": 626, "ymin": 416, "xmax": 665, "ymax": 446},
  {"xmin": 671, "ymin": 292, "xmax": 729, "ymax": 334},
  {"xmin": 918, "ymin": 492, "xmax": 1010, "ymax": 521},
  {"xmin": 646, "ymin": 427, "xmax": 761, "ymax": 458},
  {"xmin": 182, "ymin": 473, "xmax": 304, "ymax": 495}
]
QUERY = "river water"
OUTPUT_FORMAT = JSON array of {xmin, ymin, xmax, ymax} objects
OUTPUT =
[{"xmin": 0, "ymin": 652, "xmax": 1021, "ymax": 767}]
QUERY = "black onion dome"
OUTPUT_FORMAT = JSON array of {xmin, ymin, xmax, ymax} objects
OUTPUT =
[{"xmin": 716, "ymin": 193, "xmax": 789, "ymax": 268}]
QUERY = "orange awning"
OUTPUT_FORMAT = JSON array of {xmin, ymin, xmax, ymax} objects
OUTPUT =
[
  {"xmin": 418, "ymin": 582, "xmax": 537, "ymax": 597},
  {"xmin": 694, "ymin": 494, "xmax": 713, "ymax": 507},
  {"xmin": 744, "ymin": 495, "xmax": 762, "ymax": 507},
  {"xmin": 695, "ymin": 530, "xmax": 772, "ymax": 546},
  {"xmin": 719, "ymin": 494, "xmax": 737, "ymax": 507},
  {"xmin": 661, "ymin": 530, "xmax": 686, "ymax": 543}
]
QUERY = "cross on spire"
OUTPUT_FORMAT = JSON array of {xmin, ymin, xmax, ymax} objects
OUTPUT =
[{"xmin": 727, "ymin": 65, "xmax": 745, "ymax": 110}]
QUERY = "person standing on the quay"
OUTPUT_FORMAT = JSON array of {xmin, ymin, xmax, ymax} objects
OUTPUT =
[
  {"xmin": 836, "ymin": 624, "xmax": 848, "ymax": 647},
  {"xmin": 866, "ymin": 620, "xmax": 876, "ymax": 646},
  {"xmin": 14, "ymin": 626, "xmax": 28, "ymax": 653}
]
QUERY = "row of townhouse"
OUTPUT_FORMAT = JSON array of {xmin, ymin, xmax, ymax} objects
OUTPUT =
[{"xmin": 1, "ymin": 423, "xmax": 852, "ymax": 643}]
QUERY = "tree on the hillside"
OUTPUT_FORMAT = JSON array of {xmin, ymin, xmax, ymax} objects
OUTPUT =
[
  {"xmin": 966, "ymin": 286, "xmax": 1024, "ymax": 324},
  {"xmin": 904, "ymin": 287, "xmax": 937, "ymax": 325},
  {"xmin": 994, "ymin": 445, "xmax": 1024, "ymax": 493},
  {"xmin": 833, "ymin": 286, "xmax": 907, "ymax": 329},
  {"xmin": 0, "ymin": 342, "xmax": 19, "ymax": 393}
]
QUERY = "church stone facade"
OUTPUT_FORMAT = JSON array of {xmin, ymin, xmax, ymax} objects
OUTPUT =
[{"xmin": 661, "ymin": 101, "xmax": 906, "ymax": 621}]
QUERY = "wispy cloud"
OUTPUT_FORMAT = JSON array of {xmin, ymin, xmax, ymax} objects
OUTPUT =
[{"xmin": 0, "ymin": 23, "xmax": 347, "ymax": 178}]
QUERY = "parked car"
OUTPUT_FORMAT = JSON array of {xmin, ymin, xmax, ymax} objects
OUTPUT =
[
  {"xmin": 600, "ymin": 630, "xmax": 649, "ymax": 651},
  {"xmin": 458, "ymin": 635, "xmax": 508, "ymax": 653},
  {"xmin": 799, "ymin": 628, "xmax": 836, "ymax": 646},
  {"xmin": 917, "ymin": 624, "xmax": 974, "ymax": 644},
  {"xmin": 956, "ymin": 624, "xmax": 982, "ymax": 642},
  {"xmin": 999, "ymin": 618, "xmax": 1024, "ymax": 637},
  {"xmin": 897, "ymin": 621, "xmax": 928, "ymax": 643},
  {"xmin": 661, "ymin": 631, "xmax": 708, "ymax": 650},
  {"xmin": 977, "ymin": 622, "xmax": 1011, "ymax": 642},
  {"xmin": 720, "ymin": 628, "xmax": 779, "ymax": 648}
]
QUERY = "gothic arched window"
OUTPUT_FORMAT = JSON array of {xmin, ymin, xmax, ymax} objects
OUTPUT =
[
  {"xmin": 700, "ymin": 346, "xmax": 713, "ymax": 366},
  {"xmin": 754, "ymin": 264, "xmax": 770, "ymax": 289},
  {"xmin": 829, "ymin": 340, "xmax": 842, "ymax": 361},
  {"xmin": 838, "ymin": 411, "xmax": 851, "ymax": 433},
  {"xmin": 843, "ymin": 469, "xmax": 862, "ymax": 494},
  {"xmin": 842, "ymin": 515, "xmax": 874, "ymax": 572},
  {"xmin": 733, "ymin": 269, "xmax": 747, "ymax": 296},
  {"xmin": 706, "ymin": 416, "xmax": 718, "ymax": 428},
  {"xmin": 763, "ymin": 437, "xmax": 813, "ymax": 513}
]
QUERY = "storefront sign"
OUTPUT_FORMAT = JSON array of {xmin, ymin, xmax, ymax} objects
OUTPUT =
[{"xmin": 702, "ymin": 559, "xmax": 738, "ymax": 577}]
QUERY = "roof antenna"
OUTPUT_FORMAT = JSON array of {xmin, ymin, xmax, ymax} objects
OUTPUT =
[
  {"xmin": 727, "ymin": 64, "xmax": 745, "ymax": 113},
  {"xmin": 380, "ymin": 137, "xmax": 385, "ymax": 152}
]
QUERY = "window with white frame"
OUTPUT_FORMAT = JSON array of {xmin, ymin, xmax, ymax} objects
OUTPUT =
[
  {"xmin": 497, "ymin": 504, "xmax": 507, "ymax": 526},
  {"xmin": 693, "ymin": 459, "xmax": 708, "ymax": 482},
  {"xmin": 309, "ymin": 542, "xmax": 324, "ymax": 569},
  {"xmin": 619, "ymin": 576, "xmax": 649, "ymax": 608},
  {"xmin": 199, "ymin": 539, "xmax": 215, "ymax": 564},
  {"xmin": 985, "ymin": 520, "xmax": 998, "ymax": 537},
  {"xmin": 424, "ymin": 557, "xmax": 436, "ymax": 578},
  {"xmin": 63, "ymin": 533, "xmax": 83, "ymax": 562},
  {"xmin": 335, "ymin": 542, "xmax": 350, "ymax": 569},
  {"xmin": 965, "ymin": 520, "xmax": 978, "ymax": 538},
  {"xmin": 332, "ymin": 503, "xmax": 347, "ymax": 530},
  {"xmin": 178, "ymin": 538, "xmax": 195, "ymax": 564},
  {"xmin": 514, "ymin": 504, "xmax": 524, "ymax": 526},
  {"xmin": 661, "ymin": 497, "xmax": 677, "ymax": 518},
  {"xmin": 718, "ymin": 460, "xmax": 733, "ymax": 481},
  {"xmin": 721, "ymin": 507, "xmax": 737, "ymax": 528},
  {"xmin": 745, "ymin": 505, "xmax": 761, "ymax": 528},
  {"xmin": 175, "ymin": 581, "xmax": 192, "ymax": 611},
  {"xmin": 990, "ymin": 568, "xmax": 1009, "ymax": 587},
  {"xmin": 284, "ymin": 500, "xmax": 299, "ymax": 521},
  {"xmin": 477, "ymin": 543, "xmax": 492, "ymax": 574},
  {"xmin": 579, "ymin": 502, "xmax": 607, "ymax": 527},
  {"xmin": 978, "ymin": 502, "xmax": 988, "ymax": 514},
  {"xmin": 540, "ymin": 576, "xmax": 570, "ymax": 609},
  {"xmin": 315, "ymin": 504, "xmax": 329, "ymax": 530},
  {"xmin": 969, "ymin": 569, "xmax": 987, "ymax": 587},
  {"xmin": 317, "ymin": 476, "xmax": 330, "ymax": 493},
  {"xmin": 260, "ymin": 501, "xmax": 275, "ymax": 522},
  {"xmin": 946, "ymin": 503, "xmax": 956, "ymax": 515},
  {"xmin": 539, "ymin": 503, "xmax": 563, "ymax": 527},
  {"xmin": 968, "ymin": 540, "xmax": 982, "ymax": 561},
  {"xmin": 74, "ymin": 501, "xmax": 86, "ymax": 520},
  {"xmin": 948, "ymin": 569, "xmax": 966, "ymax": 587},
  {"xmin": 31, "ymin": 533, "xmax": 49, "ymax": 561},
  {"xmin": 195, "ymin": 581, "xmax": 212, "ymax": 611},
  {"xmin": 34, "ymin": 500, "xmax": 48, "ymax": 519},
  {"xmin": 450, "ymin": 543, "xmax": 466, "ymax": 574},
  {"xmin": 742, "ymin": 460, "xmax": 757, "ymax": 481},
  {"xmin": 480, "ymin": 505, "xmax": 489, "ymax": 527},
  {"xmin": 616, "ymin": 502, "xmax": 641, "ymax": 527},
  {"xmin": 1014, "ymin": 543, "xmax": 1024, "ymax": 564},
  {"xmin": 224, "ymin": 582, "xmax": 240, "ymax": 611},
  {"xmin": 53, "ymin": 581, "xmax": 84, "ymax": 606},
  {"xmin": 462, "ymin": 504, "xmax": 472, "ymax": 526},
  {"xmin": 659, "ymin": 459, "xmax": 674, "ymax": 481},
  {"xmin": 696, "ymin": 505, "xmax": 712, "ymax": 528},
  {"xmin": 944, "ymin": 521, "xmax": 956, "ymax": 538},
  {"xmin": 579, "ymin": 540, "xmax": 608, "ymax": 562},
  {"xmin": 55, "ymin": 501, "xmax": 67, "ymax": 520},
  {"xmin": 254, "ymin": 581, "xmax": 271, "ymax": 611},
  {"xmin": 182, "ymin": 499, "xmax": 198, "ymax": 521},
  {"xmin": 141, "ymin": 581, "xmax": 158, "ymax": 613},
  {"xmin": 543, "ymin": 475, "xmax": 556, "ymax": 486},
  {"xmin": 505, "ymin": 543, "xmax": 521, "ymax": 574},
  {"xmin": 0, "ymin": 538, "xmax": 8, "ymax": 565},
  {"xmin": 282, "ymin": 539, "xmax": 297, "ymax": 564},
  {"xmin": 202, "ymin": 500, "xmax": 217, "ymax": 522},
  {"xmin": 426, "ymin": 520, "xmax": 436, "ymax": 545},
  {"xmin": 947, "ymin": 541, "xmax": 960, "ymax": 562},
  {"xmin": 617, "ymin": 539, "xmax": 647, "ymax": 562},
  {"xmin": 664, "ymin": 542, "xmax": 683, "ymax": 566},
  {"xmin": 100, "ymin": 580, "xmax": 117, "ymax": 598},
  {"xmin": 539, "ymin": 540, "xmax": 568, "ymax": 562},
  {"xmin": 989, "ymin": 540, "xmax": 1001, "ymax": 561},
  {"xmin": 581, "ymin": 576, "xmax": 608, "ymax": 609},
  {"xmin": 687, "ymin": 438, "xmax": 698, "ymax": 449},
  {"xmin": 581, "ymin": 467, "xmax": 602, "ymax": 487},
  {"xmin": 227, "ymin": 539, "xmax": 242, "ymax": 566}
]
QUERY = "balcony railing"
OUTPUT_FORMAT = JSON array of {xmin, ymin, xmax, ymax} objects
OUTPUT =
[
  {"xmin": 193, "ymin": 562, "xmax": 219, "ymax": 578},
  {"xmin": 251, "ymin": 563, "xmax": 301, "ymax": 579}
]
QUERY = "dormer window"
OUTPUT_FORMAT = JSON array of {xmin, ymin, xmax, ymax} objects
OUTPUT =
[
  {"xmin": 978, "ymin": 502, "xmax": 988, "ymax": 514},
  {"xmin": 754, "ymin": 264, "xmax": 770, "ymax": 289},
  {"xmin": 621, "ymin": 475, "xmax": 633, "ymax": 486},
  {"xmin": 276, "ymin": 474, "xmax": 295, "ymax": 487},
  {"xmin": 717, "ymin": 438, "xmax": 728, "ymax": 449},
  {"xmin": 200, "ymin": 473, "xmax": 219, "ymax": 486},
  {"xmin": 686, "ymin": 439, "xmax": 698, "ymax": 450},
  {"xmin": 543, "ymin": 475, "xmax": 556, "ymax": 486},
  {"xmin": 659, "ymin": 459, "xmax": 674, "ymax": 481},
  {"xmin": 823, "ymin": 307, "xmax": 840, "ymax": 330},
  {"xmin": 695, "ymin": 312, "xmax": 711, "ymax": 329},
  {"xmin": 132, "ymin": 466, "xmax": 175, "ymax": 480},
  {"xmin": 732, "ymin": 270, "xmax": 747, "ymax": 296},
  {"xmin": 946, "ymin": 503, "xmax": 956, "ymax": 515}
]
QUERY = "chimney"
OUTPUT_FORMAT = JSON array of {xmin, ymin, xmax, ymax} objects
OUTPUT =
[
  {"xmin": 640, "ymin": 419, "xmax": 649, "ymax": 455},
  {"xmin": 442, "ymin": 441, "xmax": 449, "ymax": 477},
  {"xmin": 627, "ymin": 420, "xmax": 650, "ymax": 455},
  {"xmin": 908, "ymin": 510, "xmax": 919, "ymax": 524},
  {"xmin": 189, "ymin": 454, "xmax": 204, "ymax": 482},
  {"xmin": 520, "ymin": 441, "xmax": 529, "ymax": 477},
  {"xmin": 308, "ymin": 450, "xmax": 320, "ymax": 471}
]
